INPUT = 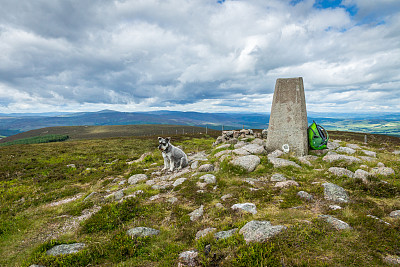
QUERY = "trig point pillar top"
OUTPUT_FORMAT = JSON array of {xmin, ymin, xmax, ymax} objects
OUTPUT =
[{"xmin": 266, "ymin": 77, "xmax": 308, "ymax": 156}]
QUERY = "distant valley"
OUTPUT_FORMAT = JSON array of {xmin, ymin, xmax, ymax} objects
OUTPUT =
[{"xmin": 0, "ymin": 110, "xmax": 399, "ymax": 138}]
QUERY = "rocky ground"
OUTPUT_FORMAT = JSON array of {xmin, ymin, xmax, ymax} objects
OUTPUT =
[{"xmin": 3, "ymin": 131, "xmax": 399, "ymax": 266}]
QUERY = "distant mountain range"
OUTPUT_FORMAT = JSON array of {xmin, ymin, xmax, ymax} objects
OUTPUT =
[{"xmin": 1, "ymin": 110, "xmax": 399, "ymax": 137}]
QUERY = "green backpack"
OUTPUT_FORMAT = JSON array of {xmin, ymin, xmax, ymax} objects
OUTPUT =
[{"xmin": 308, "ymin": 121, "xmax": 329, "ymax": 150}]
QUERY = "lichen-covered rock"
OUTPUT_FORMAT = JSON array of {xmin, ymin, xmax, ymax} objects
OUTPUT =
[
  {"xmin": 215, "ymin": 144, "xmax": 231, "ymax": 150},
  {"xmin": 362, "ymin": 150, "xmax": 376, "ymax": 157},
  {"xmin": 274, "ymin": 180, "xmax": 299, "ymax": 188},
  {"xmin": 297, "ymin": 191, "xmax": 313, "ymax": 201},
  {"xmin": 199, "ymin": 174, "xmax": 216, "ymax": 184},
  {"xmin": 239, "ymin": 220, "xmax": 286, "ymax": 243},
  {"xmin": 241, "ymin": 144, "xmax": 265, "ymax": 154},
  {"xmin": 268, "ymin": 150, "xmax": 284, "ymax": 158},
  {"xmin": 221, "ymin": 194, "xmax": 233, "ymax": 201},
  {"xmin": 383, "ymin": 254, "xmax": 400, "ymax": 265},
  {"xmin": 270, "ymin": 173, "xmax": 287, "ymax": 182},
  {"xmin": 327, "ymin": 141, "xmax": 340, "ymax": 150},
  {"xmin": 323, "ymin": 183, "xmax": 349, "ymax": 203},
  {"xmin": 198, "ymin": 164, "xmax": 214, "ymax": 172},
  {"xmin": 370, "ymin": 167, "xmax": 395, "ymax": 176},
  {"xmin": 328, "ymin": 167, "xmax": 354, "ymax": 178},
  {"xmin": 323, "ymin": 152, "xmax": 361, "ymax": 164},
  {"xmin": 173, "ymin": 178, "xmax": 187, "ymax": 187},
  {"xmin": 189, "ymin": 205, "xmax": 204, "ymax": 221},
  {"xmin": 214, "ymin": 150, "xmax": 232, "ymax": 158},
  {"xmin": 195, "ymin": 227, "xmax": 217, "ymax": 240},
  {"xmin": 268, "ymin": 157, "xmax": 301, "ymax": 168},
  {"xmin": 128, "ymin": 174, "xmax": 148, "ymax": 184},
  {"xmin": 114, "ymin": 189, "xmax": 124, "ymax": 201},
  {"xmin": 318, "ymin": 215, "xmax": 352, "ymax": 230},
  {"xmin": 336, "ymin": 147, "xmax": 356, "ymax": 154},
  {"xmin": 46, "ymin": 243, "xmax": 86, "ymax": 256},
  {"xmin": 231, "ymin": 203, "xmax": 257, "ymax": 214},
  {"xmin": 127, "ymin": 227, "xmax": 160, "ymax": 237},
  {"xmin": 231, "ymin": 155, "xmax": 260, "ymax": 172},
  {"xmin": 346, "ymin": 144, "xmax": 361, "ymax": 150},
  {"xmin": 298, "ymin": 155, "xmax": 317, "ymax": 166},
  {"xmin": 214, "ymin": 228, "xmax": 238, "ymax": 240},
  {"xmin": 354, "ymin": 169, "xmax": 370, "ymax": 183},
  {"xmin": 389, "ymin": 210, "xmax": 400, "ymax": 218},
  {"xmin": 178, "ymin": 250, "xmax": 199, "ymax": 267}
]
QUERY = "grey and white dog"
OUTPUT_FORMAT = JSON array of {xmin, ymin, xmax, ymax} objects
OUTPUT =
[{"xmin": 158, "ymin": 137, "xmax": 188, "ymax": 171}]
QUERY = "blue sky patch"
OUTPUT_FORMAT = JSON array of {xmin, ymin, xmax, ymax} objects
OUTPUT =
[{"xmin": 313, "ymin": 0, "xmax": 358, "ymax": 16}]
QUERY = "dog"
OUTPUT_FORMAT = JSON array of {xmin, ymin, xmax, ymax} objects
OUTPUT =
[{"xmin": 158, "ymin": 137, "xmax": 188, "ymax": 171}]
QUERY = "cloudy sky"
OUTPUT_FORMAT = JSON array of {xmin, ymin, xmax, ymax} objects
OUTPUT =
[{"xmin": 0, "ymin": 0, "xmax": 399, "ymax": 114}]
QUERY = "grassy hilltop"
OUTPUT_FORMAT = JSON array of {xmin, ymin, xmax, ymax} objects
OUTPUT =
[{"xmin": 1, "ymin": 127, "xmax": 400, "ymax": 266}]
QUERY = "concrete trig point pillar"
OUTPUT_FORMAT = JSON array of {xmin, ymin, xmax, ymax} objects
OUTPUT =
[{"xmin": 266, "ymin": 77, "xmax": 308, "ymax": 156}]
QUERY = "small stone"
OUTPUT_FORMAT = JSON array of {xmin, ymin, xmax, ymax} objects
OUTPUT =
[
  {"xmin": 195, "ymin": 227, "xmax": 217, "ymax": 240},
  {"xmin": 318, "ymin": 215, "xmax": 351, "ymax": 230},
  {"xmin": 268, "ymin": 157, "xmax": 301, "ymax": 168},
  {"xmin": 214, "ymin": 228, "xmax": 238, "ymax": 240},
  {"xmin": 327, "ymin": 141, "xmax": 340, "ymax": 150},
  {"xmin": 214, "ymin": 150, "xmax": 232, "ymax": 158},
  {"xmin": 128, "ymin": 174, "xmax": 148, "ymax": 184},
  {"xmin": 199, "ymin": 174, "xmax": 217, "ymax": 184},
  {"xmin": 168, "ymin": 197, "xmax": 178, "ymax": 204},
  {"xmin": 46, "ymin": 243, "xmax": 86, "ymax": 256},
  {"xmin": 239, "ymin": 220, "xmax": 286, "ymax": 243},
  {"xmin": 216, "ymin": 144, "xmax": 231, "ymax": 150},
  {"xmin": 114, "ymin": 190, "xmax": 124, "ymax": 201},
  {"xmin": 323, "ymin": 183, "xmax": 349, "ymax": 203},
  {"xmin": 270, "ymin": 173, "xmax": 286, "ymax": 182},
  {"xmin": 244, "ymin": 178, "xmax": 259, "ymax": 185},
  {"xmin": 191, "ymin": 161, "xmax": 199, "ymax": 169},
  {"xmin": 251, "ymin": 138, "xmax": 265, "ymax": 146},
  {"xmin": 383, "ymin": 254, "xmax": 400, "ymax": 265},
  {"xmin": 127, "ymin": 227, "xmax": 160, "ymax": 237},
  {"xmin": 241, "ymin": 144, "xmax": 265, "ymax": 154},
  {"xmin": 297, "ymin": 191, "xmax": 313, "ymax": 201},
  {"xmin": 389, "ymin": 210, "xmax": 400, "ymax": 218},
  {"xmin": 231, "ymin": 155, "xmax": 261, "ymax": 172},
  {"xmin": 328, "ymin": 167, "xmax": 354, "ymax": 178},
  {"xmin": 329, "ymin": 205, "xmax": 342, "ymax": 210},
  {"xmin": 336, "ymin": 147, "xmax": 356, "ymax": 154},
  {"xmin": 274, "ymin": 180, "xmax": 299, "ymax": 188},
  {"xmin": 298, "ymin": 156, "xmax": 312, "ymax": 166},
  {"xmin": 231, "ymin": 203, "xmax": 257, "ymax": 214},
  {"xmin": 173, "ymin": 178, "xmax": 187, "ymax": 187},
  {"xmin": 362, "ymin": 150, "xmax": 376, "ymax": 157},
  {"xmin": 377, "ymin": 162, "xmax": 385, "ymax": 167},
  {"xmin": 346, "ymin": 144, "xmax": 361, "ymax": 150},
  {"xmin": 354, "ymin": 169, "xmax": 370, "ymax": 183},
  {"xmin": 268, "ymin": 150, "xmax": 283, "ymax": 158},
  {"xmin": 178, "ymin": 250, "xmax": 199, "ymax": 267},
  {"xmin": 66, "ymin": 164, "xmax": 76, "ymax": 168},
  {"xmin": 371, "ymin": 167, "xmax": 395, "ymax": 177},
  {"xmin": 146, "ymin": 179, "xmax": 156, "ymax": 186},
  {"xmin": 149, "ymin": 194, "xmax": 161, "ymax": 201},
  {"xmin": 189, "ymin": 205, "xmax": 204, "ymax": 221},
  {"xmin": 221, "ymin": 194, "xmax": 233, "ymax": 201},
  {"xmin": 233, "ymin": 148, "xmax": 251, "ymax": 156},
  {"xmin": 323, "ymin": 152, "xmax": 361, "ymax": 164},
  {"xmin": 198, "ymin": 164, "xmax": 214, "ymax": 172},
  {"xmin": 359, "ymin": 156, "xmax": 376, "ymax": 162}
]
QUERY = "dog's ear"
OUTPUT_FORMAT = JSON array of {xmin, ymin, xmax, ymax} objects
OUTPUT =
[
  {"xmin": 166, "ymin": 137, "xmax": 171, "ymax": 143},
  {"xmin": 158, "ymin": 137, "xmax": 162, "ymax": 142}
]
